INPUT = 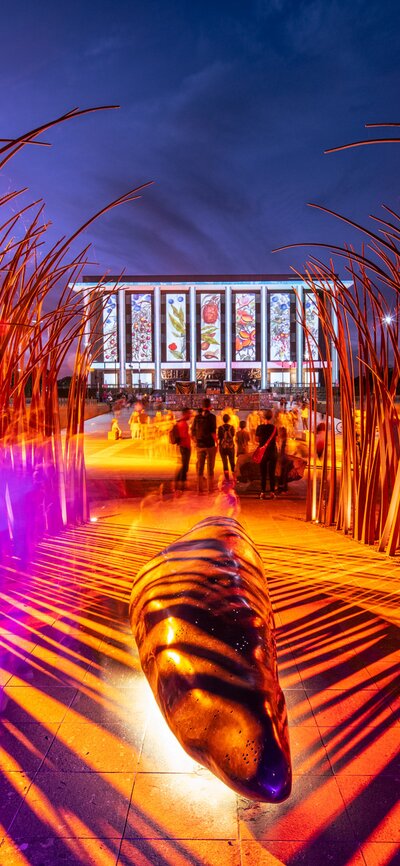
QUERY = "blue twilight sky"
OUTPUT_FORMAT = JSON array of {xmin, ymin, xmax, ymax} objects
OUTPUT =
[{"xmin": 1, "ymin": 0, "xmax": 400, "ymax": 279}]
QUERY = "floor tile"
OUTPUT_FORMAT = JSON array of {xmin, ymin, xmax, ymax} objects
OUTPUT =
[
  {"xmin": 6, "ymin": 645, "xmax": 92, "ymax": 688},
  {"xmin": 289, "ymin": 725, "xmax": 333, "ymax": 775},
  {"xmin": 361, "ymin": 841, "xmax": 400, "ymax": 865},
  {"xmin": 306, "ymin": 689, "xmax": 396, "ymax": 728},
  {"xmin": 320, "ymin": 724, "xmax": 400, "ymax": 777},
  {"xmin": 276, "ymin": 661, "xmax": 303, "ymax": 690},
  {"xmin": 238, "ymin": 774, "xmax": 355, "ymax": 842},
  {"xmin": 298, "ymin": 654, "xmax": 378, "ymax": 692},
  {"xmin": 241, "ymin": 839, "xmax": 366, "ymax": 865},
  {"xmin": 0, "ymin": 720, "xmax": 58, "ymax": 773},
  {"xmin": 336, "ymin": 776, "xmax": 400, "ymax": 843},
  {"xmin": 66, "ymin": 683, "xmax": 151, "ymax": 728},
  {"xmin": 125, "ymin": 772, "xmax": 238, "ymax": 840},
  {"xmin": 284, "ymin": 689, "xmax": 317, "ymax": 727},
  {"xmin": 1, "ymin": 685, "xmax": 77, "ymax": 726},
  {"xmin": 9, "ymin": 772, "xmax": 135, "ymax": 840},
  {"xmin": 0, "ymin": 771, "xmax": 32, "ymax": 837},
  {"xmin": 82, "ymin": 653, "xmax": 142, "ymax": 689},
  {"xmin": 364, "ymin": 657, "xmax": 400, "ymax": 687},
  {"xmin": 44, "ymin": 713, "xmax": 146, "ymax": 772},
  {"xmin": 119, "ymin": 839, "xmax": 241, "ymax": 866},
  {"xmin": 0, "ymin": 836, "xmax": 120, "ymax": 865}
]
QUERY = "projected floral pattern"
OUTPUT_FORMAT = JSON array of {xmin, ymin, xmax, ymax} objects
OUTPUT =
[
  {"xmin": 166, "ymin": 294, "xmax": 187, "ymax": 361},
  {"xmin": 304, "ymin": 293, "xmax": 319, "ymax": 360},
  {"xmin": 103, "ymin": 294, "xmax": 118, "ymax": 362},
  {"xmin": 270, "ymin": 293, "xmax": 290, "ymax": 361},
  {"xmin": 200, "ymin": 294, "xmax": 221, "ymax": 361},
  {"xmin": 131, "ymin": 293, "xmax": 152, "ymax": 361},
  {"xmin": 235, "ymin": 293, "xmax": 256, "ymax": 361}
]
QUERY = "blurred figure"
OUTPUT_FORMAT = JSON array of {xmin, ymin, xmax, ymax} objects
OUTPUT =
[
  {"xmin": 213, "ymin": 476, "xmax": 240, "ymax": 518},
  {"xmin": 139, "ymin": 408, "xmax": 150, "ymax": 441},
  {"xmin": 235, "ymin": 419, "xmax": 250, "ymax": 480},
  {"xmin": 128, "ymin": 408, "xmax": 140, "ymax": 439},
  {"xmin": 316, "ymin": 421, "xmax": 326, "ymax": 459},
  {"xmin": 301, "ymin": 402, "xmax": 309, "ymax": 432},
  {"xmin": 255, "ymin": 409, "xmax": 278, "ymax": 500},
  {"xmin": 248, "ymin": 409, "xmax": 262, "ymax": 444},
  {"xmin": 288, "ymin": 407, "xmax": 299, "ymax": 438},
  {"xmin": 109, "ymin": 418, "xmax": 122, "ymax": 440},
  {"xmin": 218, "ymin": 413, "xmax": 236, "ymax": 480},
  {"xmin": 229, "ymin": 407, "xmax": 240, "ymax": 431},
  {"xmin": 276, "ymin": 427, "xmax": 290, "ymax": 494},
  {"xmin": 277, "ymin": 409, "xmax": 289, "ymax": 432},
  {"xmin": 174, "ymin": 406, "xmax": 192, "ymax": 492}
]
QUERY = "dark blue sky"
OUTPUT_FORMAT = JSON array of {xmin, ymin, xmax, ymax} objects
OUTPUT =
[{"xmin": 1, "ymin": 0, "xmax": 400, "ymax": 278}]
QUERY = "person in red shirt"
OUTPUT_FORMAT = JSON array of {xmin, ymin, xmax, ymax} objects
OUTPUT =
[{"xmin": 175, "ymin": 406, "xmax": 192, "ymax": 491}]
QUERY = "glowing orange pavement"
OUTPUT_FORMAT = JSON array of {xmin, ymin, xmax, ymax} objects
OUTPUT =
[{"xmin": 0, "ymin": 411, "xmax": 399, "ymax": 866}]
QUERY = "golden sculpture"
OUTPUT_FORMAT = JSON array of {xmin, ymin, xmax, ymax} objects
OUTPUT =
[{"xmin": 130, "ymin": 516, "xmax": 292, "ymax": 802}]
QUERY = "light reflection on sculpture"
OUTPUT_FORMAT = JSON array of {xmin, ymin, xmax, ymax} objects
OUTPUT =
[{"xmin": 129, "ymin": 516, "xmax": 292, "ymax": 802}]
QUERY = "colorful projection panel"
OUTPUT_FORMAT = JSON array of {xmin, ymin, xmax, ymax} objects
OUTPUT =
[
  {"xmin": 131, "ymin": 293, "xmax": 152, "ymax": 361},
  {"xmin": 235, "ymin": 293, "xmax": 256, "ymax": 361},
  {"xmin": 166, "ymin": 294, "xmax": 187, "ymax": 361},
  {"xmin": 304, "ymin": 293, "xmax": 319, "ymax": 360},
  {"xmin": 200, "ymin": 293, "xmax": 221, "ymax": 361},
  {"xmin": 103, "ymin": 294, "xmax": 118, "ymax": 362},
  {"xmin": 270, "ymin": 293, "xmax": 291, "ymax": 361}
]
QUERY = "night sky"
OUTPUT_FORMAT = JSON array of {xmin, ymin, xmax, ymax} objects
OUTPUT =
[{"xmin": 1, "ymin": 0, "xmax": 400, "ymax": 278}]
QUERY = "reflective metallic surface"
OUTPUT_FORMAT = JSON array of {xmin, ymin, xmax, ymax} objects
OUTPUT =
[{"xmin": 129, "ymin": 516, "xmax": 292, "ymax": 802}]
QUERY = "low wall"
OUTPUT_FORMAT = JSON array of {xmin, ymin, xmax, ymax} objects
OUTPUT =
[{"xmin": 59, "ymin": 401, "xmax": 110, "ymax": 429}]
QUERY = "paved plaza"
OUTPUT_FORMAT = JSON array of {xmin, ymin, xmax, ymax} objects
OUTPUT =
[{"xmin": 0, "ymin": 411, "xmax": 399, "ymax": 865}]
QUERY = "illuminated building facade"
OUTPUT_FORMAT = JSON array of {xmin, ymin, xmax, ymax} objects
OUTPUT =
[{"xmin": 74, "ymin": 275, "xmax": 345, "ymax": 390}]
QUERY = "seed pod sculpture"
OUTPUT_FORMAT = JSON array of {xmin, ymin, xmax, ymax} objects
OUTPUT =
[{"xmin": 129, "ymin": 516, "xmax": 291, "ymax": 802}]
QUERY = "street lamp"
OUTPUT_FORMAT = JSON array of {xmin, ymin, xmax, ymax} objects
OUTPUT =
[{"xmin": 382, "ymin": 312, "xmax": 395, "ymax": 364}]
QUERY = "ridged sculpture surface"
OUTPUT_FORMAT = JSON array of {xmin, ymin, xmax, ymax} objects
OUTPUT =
[{"xmin": 129, "ymin": 516, "xmax": 292, "ymax": 802}]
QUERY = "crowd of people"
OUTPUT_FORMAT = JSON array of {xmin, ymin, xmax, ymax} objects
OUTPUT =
[{"xmin": 108, "ymin": 395, "xmax": 317, "ymax": 500}]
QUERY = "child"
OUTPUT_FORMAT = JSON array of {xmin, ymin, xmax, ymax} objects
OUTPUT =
[
  {"xmin": 235, "ymin": 420, "xmax": 250, "ymax": 480},
  {"xmin": 109, "ymin": 418, "xmax": 122, "ymax": 440}
]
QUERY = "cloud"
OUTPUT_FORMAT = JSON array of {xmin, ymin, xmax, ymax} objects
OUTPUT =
[{"xmin": 2, "ymin": 0, "xmax": 400, "ymax": 281}]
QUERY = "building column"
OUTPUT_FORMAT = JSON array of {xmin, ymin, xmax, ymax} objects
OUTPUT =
[
  {"xmin": 118, "ymin": 287, "xmax": 126, "ymax": 388},
  {"xmin": 296, "ymin": 284, "xmax": 304, "ymax": 387},
  {"xmin": 225, "ymin": 284, "xmax": 232, "ymax": 382},
  {"xmin": 82, "ymin": 288, "xmax": 92, "ymax": 385},
  {"xmin": 189, "ymin": 285, "xmax": 197, "ymax": 383},
  {"xmin": 261, "ymin": 284, "xmax": 268, "ymax": 390},
  {"xmin": 154, "ymin": 285, "xmax": 161, "ymax": 390}
]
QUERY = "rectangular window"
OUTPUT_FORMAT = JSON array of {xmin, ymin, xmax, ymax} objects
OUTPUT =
[
  {"xmin": 270, "ymin": 293, "xmax": 290, "ymax": 361},
  {"xmin": 235, "ymin": 293, "xmax": 256, "ymax": 361},
  {"xmin": 131, "ymin": 293, "xmax": 152, "ymax": 361},
  {"xmin": 200, "ymin": 293, "xmax": 221, "ymax": 361},
  {"xmin": 103, "ymin": 294, "xmax": 118, "ymax": 362},
  {"xmin": 304, "ymin": 293, "xmax": 319, "ymax": 360},
  {"xmin": 166, "ymin": 294, "xmax": 187, "ymax": 361}
]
